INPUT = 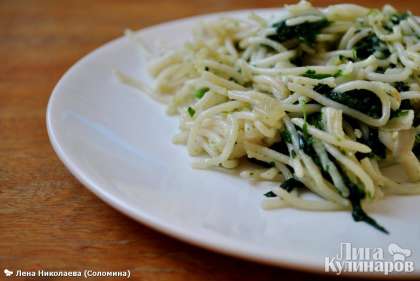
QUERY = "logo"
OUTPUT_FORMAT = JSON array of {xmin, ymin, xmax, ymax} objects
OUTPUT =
[
  {"xmin": 4, "ymin": 269, "xmax": 13, "ymax": 277},
  {"xmin": 325, "ymin": 242, "xmax": 415, "ymax": 275},
  {"xmin": 388, "ymin": 243, "xmax": 411, "ymax": 262}
]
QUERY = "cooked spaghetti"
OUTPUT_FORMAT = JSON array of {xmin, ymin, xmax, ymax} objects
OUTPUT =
[{"xmin": 119, "ymin": 1, "xmax": 420, "ymax": 233}]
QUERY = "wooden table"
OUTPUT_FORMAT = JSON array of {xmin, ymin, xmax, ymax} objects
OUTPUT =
[{"xmin": 1, "ymin": 1, "xmax": 418, "ymax": 280}]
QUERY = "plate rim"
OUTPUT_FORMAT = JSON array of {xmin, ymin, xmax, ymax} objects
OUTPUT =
[{"xmin": 46, "ymin": 8, "xmax": 419, "ymax": 277}]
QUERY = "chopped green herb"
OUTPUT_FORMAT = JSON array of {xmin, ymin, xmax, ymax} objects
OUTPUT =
[
  {"xmin": 187, "ymin": 107, "xmax": 196, "ymax": 117},
  {"xmin": 313, "ymin": 84, "xmax": 382, "ymax": 118},
  {"xmin": 375, "ymin": 67, "xmax": 385, "ymax": 74},
  {"xmin": 248, "ymin": 157, "xmax": 275, "ymax": 168},
  {"xmin": 303, "ymin": 69, "xmax": 330, "ymax": 79},
  {"xmin": 390, "ymin": 95, "xmax": 412, "ymax": 119},
  {"xmin": 195, "ymin": 88, "xmax": 209, "ymax": 99},
  {"xmin": 353, "ymin": 34, "xmax": 390, "ymax": 60},
  {"xmin": 334, "ymin": 69, "xmax": 343, "ymax": 77},
  {"xmin": 403, "ymin": 100, "xmax": 414, "ymax": 112},
  {"xmin": 270, "ymin": 140, "xmax": 290, "ymax": 155},
  {"xmin": 264, "ymin": 191, "xmax": 277, "ymax": 198},
  {"xmin": 269, "ymin": 18, "xmax": 331, "ymax": 46},
  {"xmin": 390, "ymin": 109, "xmax": 409, "ymax": 119},
  {"xmin": 307, "ymin": 112, "xmax": 324, "ymax": 130},
  {"xmin": 355, "ymin": 127, "xmax": 386, "ymax": 160},
  {"xmin": 383, "ymin": 24, "xmax": 393, "ymax": 32},
  {"xmin": 394, "ymin": 81, "xmax": 409, "ymax": 92},
  {"xmin": 390, "ymin": 12, "xmax": 409, "ymax": 25},
  {"xmin": 280, "ymin": 178, "xmax": 306, "ymax": 192},
  {"xmin": 281, "ymin": 129, "xmax": 292, "ymax": 144},
  {"xmin": 338, "ymin": 54, "xmax": 354, "ymax": 63},
  {"xmin": 312, "ymin": 84, "xmax": 333, "ymax": 95},
  {"xmin": 303, "ymin": 122, "xmax": 309, "ymax": 139},
  {"xmin": 352, "ymin": 48, "xmax": 357, "ymax": 60},
  {"xmin": 297, "ymin": 130, "xmax": 321, "ymax": 167},
  {"xmin": 416, "ymin": 134, "xmax": 420, "ymax": 145},
  {"xmin": 303, "ymin": 69, "xmax": 343, "ymax": 79},
  {"xmin": 342, "ymin": 172, "xmax": 389, "ymax": 234},
  {"xmin": 300, "ymin": 98, "xmax": 310, "ymax": 139}
]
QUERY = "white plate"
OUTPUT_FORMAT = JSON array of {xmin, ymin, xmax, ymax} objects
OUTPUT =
[{"xmin": 47, "ymin": 9, "xmax": 420, "ymax": 275}]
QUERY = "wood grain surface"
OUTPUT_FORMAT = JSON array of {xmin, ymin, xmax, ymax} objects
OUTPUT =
[{"xmin": 1, "ymin": 1, "xmax": 419, "ymax": 280}]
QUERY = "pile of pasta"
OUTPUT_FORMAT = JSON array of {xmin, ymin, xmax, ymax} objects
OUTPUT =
[{"xmin": 122, "ymin": 1, "xmax": 420, "ymax": 232}]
